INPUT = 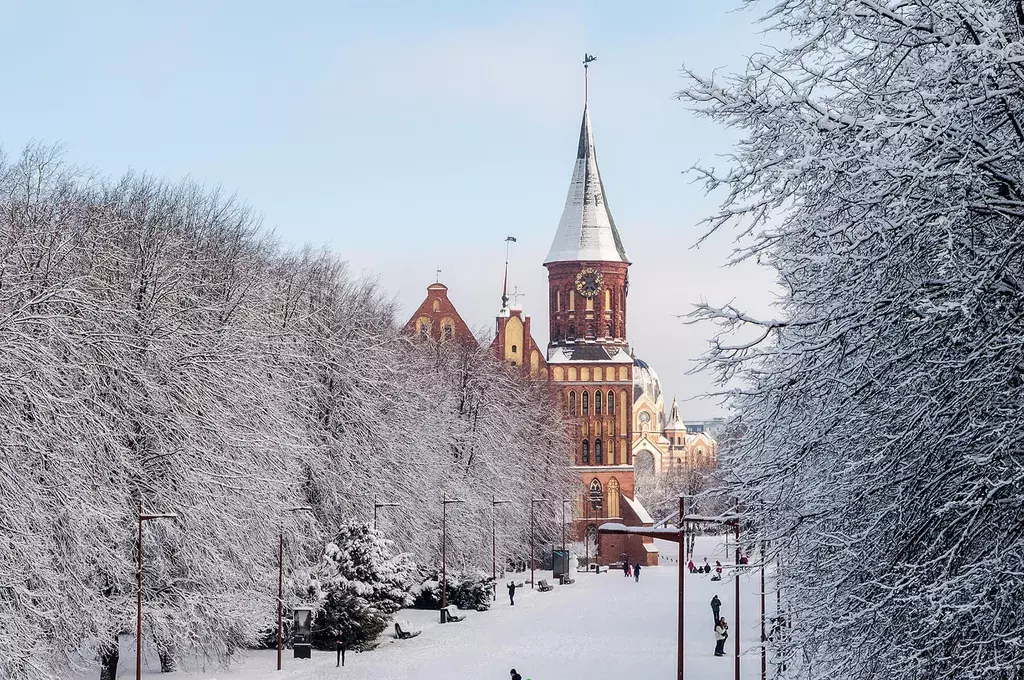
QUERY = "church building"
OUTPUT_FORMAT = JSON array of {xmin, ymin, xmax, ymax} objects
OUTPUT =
[{"xmin": 405, "ymin": 65, "xmax": 716, "ymax": 567}]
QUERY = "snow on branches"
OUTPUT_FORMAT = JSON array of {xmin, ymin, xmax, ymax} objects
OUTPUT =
[
  {"xmin": 0, "ymin": 146, "xmax": 574, "ymax": 680},
  {"xmin": 680, "ymin": 2, "xmax": 1024, "ymax": 679}
]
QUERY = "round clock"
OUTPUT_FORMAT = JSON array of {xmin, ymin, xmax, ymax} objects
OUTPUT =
[{"xmin": 574, "ymin": 267, "xmax": 604, "ymax": 298}]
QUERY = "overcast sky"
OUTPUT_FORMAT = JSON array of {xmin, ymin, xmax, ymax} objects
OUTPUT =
[{"xmin": 0, "ymin": 0, "xmax": 780, "ymax": 419}]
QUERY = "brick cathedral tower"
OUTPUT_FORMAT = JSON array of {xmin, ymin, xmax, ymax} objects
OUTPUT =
[{"xmin": 545, "ymin": 57, "xmax": 656, "ymax": 566}]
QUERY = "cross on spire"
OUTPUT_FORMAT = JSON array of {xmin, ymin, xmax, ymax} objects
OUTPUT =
[
  {"xmin": 435, "ymin": 267, "xmax": 442, "ymax": 283},
  {"xmin": 509, "ymin": 285, "xmax": 525, "ymax": 306}
]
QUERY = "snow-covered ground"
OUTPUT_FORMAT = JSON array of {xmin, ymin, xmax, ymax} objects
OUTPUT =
[{"xmin": 79, "ymin": 535, "xmax": 773, "ymax": 679}]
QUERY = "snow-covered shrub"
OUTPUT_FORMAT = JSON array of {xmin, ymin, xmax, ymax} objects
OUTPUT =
[
  {"xmin": 410, "ymin": 569, "xmax": 494, "ymax": 611},
  {"xmin": 300, "ymin": 522, "xmax": 414, "ymax": 650}
]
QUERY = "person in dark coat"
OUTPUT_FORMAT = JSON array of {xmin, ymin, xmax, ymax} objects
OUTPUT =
[
  {"xmin": 508, "ymin": 581, "xmax": 517, "ymax": 606},
  {"xmin": 633, "ymin": 563, "xmax": 641, "ymax": 582},
  {"xmin": 711, "ymin": 595, "xmax": 721, "ymax": 626},
  {"xmin": 623, "ymin": 561, "xmax": 630, "ymax": 577},
  {"xmin": 335, "ymin": 630, "xmax": 345, "ymax": 667},
  {"xmin": 511, "ymin": 669, "xmax": 523, "ymax": 680}
]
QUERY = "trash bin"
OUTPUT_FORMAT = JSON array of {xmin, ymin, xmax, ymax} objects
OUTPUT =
[{"xmin": 292, "ymin": 606, "xmax": 313, "ymax": 659}]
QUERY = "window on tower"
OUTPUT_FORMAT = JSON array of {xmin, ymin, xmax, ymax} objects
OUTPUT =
[
  {"xmin": 582, "ymin": 439, "xmax": 590, "ymax": 464},
  {"xmin": 589, "ymin": 479, "xmax": 602, "ymax": 512},
  {"xmin": 595, "ymin": 390, "xmax": 602, "ymax": 415},
  {"xmin": 444, "ymin": 324, "xmax": 453, "ymax": 341},
  {"xmin": 607, "ymin": 392, "xmax": 615, "ymax": 416},
  {"xmin": 595, "ymin": 439, "xmax": 603, "ymax": 465},
  {"xmin": 569, "ymin": 391, "xmax": 577, "ymax": 416},
  {"xmin": 582, "ymin": 391, "xmax": 589, "ymax": 415},
  {"xmin": 586, "ymin": 323, "xmax": 594, "ymax": 338},
  {"xmin": 568, "ymin": 325, "xmax": 576, "ymax": 340}
]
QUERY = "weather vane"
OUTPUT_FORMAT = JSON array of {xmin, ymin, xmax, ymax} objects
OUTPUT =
[
  {"xmin": 583, "ymin": 53, "xmax": 597, "ymax": 104},
  {"xmin": 435, "ymin": 267, "xmax": 442, "ymax": 283}
]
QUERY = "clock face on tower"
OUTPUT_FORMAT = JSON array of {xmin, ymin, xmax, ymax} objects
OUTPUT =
[{"xmin": 574, "ymin": 267, "xmax": 604, "ymax": 298}]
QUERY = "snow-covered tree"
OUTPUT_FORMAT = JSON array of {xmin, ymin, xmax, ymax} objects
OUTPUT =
[
  {"xmin": 297, "ymin": 523, "xmax": 414, "ymax": 650},
  {"xmin": 680, "ymin": 2, "xmax": 1024, "ymax": 678},
  {"xmin": 0, "ymin": 144, "xmax": 575, "ymax": 680}
]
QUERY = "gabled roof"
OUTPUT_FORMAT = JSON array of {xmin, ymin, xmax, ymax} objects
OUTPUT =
[
  {"xmin": 403, "ymin": 283, "xmax": 478, "ymax": 347},
  {"xmin": 544, "ymin": 104, "xmax": 629, "ymax": 265}
]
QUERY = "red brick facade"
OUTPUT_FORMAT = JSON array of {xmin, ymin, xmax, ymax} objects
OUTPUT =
[{"xmin": 403, "ymin": 283, "xmax": 478, "ymax": 347}]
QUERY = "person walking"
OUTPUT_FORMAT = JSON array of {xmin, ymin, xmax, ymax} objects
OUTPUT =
[
  {"xmin": 714, "ymin": 617, "xmax": 729, "ymax": 657},
  {"xmin": 633, "ymin": 562, "xmax": 641, "ymax": 582},
  {"xmin": 510, "ymin": 669, "xmax": 523, "ymax": 680},
  {"xmin": 508, "ymin": 581, "xmax": 517, "ymax": 606},
  {"xmin": 710, "ymin": 594, "xmax": 721, "ymax": 626},
  {"xmin": 687, "ymin": 559, "xmax": 696, "ymax": 573},
  {"xmin": 623, "ymin": 561, "xmax": 630, "ymax": 578},
  {"xmin": 703, "ymin": 557, "xmax": 710, "ymax": 573}
]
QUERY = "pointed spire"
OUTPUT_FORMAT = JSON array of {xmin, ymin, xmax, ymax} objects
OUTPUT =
[
  {"xmin": 665, "ymin": 396, "xmax": 687, "ymax": 432},
  {"xmin": 545, "ymin": 56, "xmax": 628, "ymax": 265},
  {"xmin": 500, "ymin": 236, "xmax": 516, "ymax": 315}
]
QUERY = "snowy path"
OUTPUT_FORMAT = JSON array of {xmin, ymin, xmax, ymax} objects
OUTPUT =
[{"xmin": 79, "ymin": 536, "xmax": 772, "ymax": 679}]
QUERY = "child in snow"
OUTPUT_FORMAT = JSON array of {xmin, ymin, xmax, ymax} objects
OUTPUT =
[
  {"xmin": 633, "ymin": 562, "xmax": 641, "ymax": 582},
  {"xmin": 687, "ymin": 559, "xmax": 696, "ymax": 573}
]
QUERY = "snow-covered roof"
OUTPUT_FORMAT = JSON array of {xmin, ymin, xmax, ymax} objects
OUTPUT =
[
  {"xmin": 544, "ymin": 104, "xmax": 629, "ymax": 265},
  {"xmin": 622, "ymin": 495, "xmax": 655, "ymax": 524},
  {"xmin": 546, "ymin": 344, "xmax": 633, "ymax": 364},
  {"xmin": 643, "ymin": 542, "xmax": 660, "ymax": 553}
]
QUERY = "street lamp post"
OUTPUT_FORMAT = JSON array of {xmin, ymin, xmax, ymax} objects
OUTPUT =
[
  {"xmin": 278, "ymin": 505, "xmax": 313, "ymax": 672},
  {"xmin": 441, "ymin": 494, "xmax": 465, "ymax": 622},
  {"xmin": 373, "ymin": 499, "xmax": 400, "ymax": 532},
  {"xmin": 136, "ymin": 503, "xmax": 177, "ymax": 680},
  {"xmin": 530, "ymin": 498, "xmax": 546, "ymax": 588},
  {"xmin": 561, "ymin": 498, "xmax": 572, "ymax": 552},
  {"xmin": 677, "ymin": 497, "xmax": 686, "ymax": 680},
  {"xmin": 492, "ymin": 495, "xmax": 512, "ymax": 600},
  {"xmin": 734, "ymin": 521, "xmax": 741, "ymax": 680}
]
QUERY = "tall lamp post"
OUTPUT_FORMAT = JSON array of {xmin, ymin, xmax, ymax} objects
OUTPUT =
[
  {"xmin": 373, "ymin": 499, "xmax": 400, "ymax": 532},
  {"xmin": 492, "ymin": 495, "xmax": 512, "ymax": 600},
  {"xmin": 441, "ymin": 494, "xmax": 465, "ymax": 622},
  {"xmin": 278, "ymin": 505, "xmax": 313, "ymax": 671},
  {"xmin": 530, "ymin": 498, "xmax": 546, "ymax": 588},
  {"xmin": 560, "ymin": 498, "xmax": 572, "ymax": 552},
  {"xmin": 136, "ymin": 503, "xmax": 177, "ymax": 680}
]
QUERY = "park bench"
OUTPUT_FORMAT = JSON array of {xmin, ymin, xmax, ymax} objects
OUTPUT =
[
  {"xmin": 537, "ymin": 579, "xmax": 554, "ymax": 592},
  {"xmin": 394, "ymin": 619, "xmax": 421, "ymax": 639},
  {"xmin": 585, "ymin": 563, "xmax": 606, "ymax": 574},
  {"xmin": 440, "ymin": 605, "xmax": 466, "ymax": 623}
]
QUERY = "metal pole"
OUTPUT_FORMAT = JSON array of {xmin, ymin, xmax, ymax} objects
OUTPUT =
[
  {"xmin": 530, "ymin": 502, "xmax": 535, "ymax": 589},
  {"xmin": 584, "ymin": 493, "xmax": 589, "ymax": 568},
  {"xmin": 374, "ymin": 502, "xmax": 378, "ymax": 532},
  {"xmin": 492, "ymin": 495, "xmax": 497, "ymax": 600},
  {"xmin": 734, "ymin": 522, "xmax": 741, "ymax": 680},
  {"xmin": 441, "ymin": 496, "xmax": 448, "ymax": 621},
  {"xmin": 761, "ymin": 533, "xmax": 767, "ymax": 680},
  {"xmin": 678, "ymin": 497, "xmax": 686, "ymax": 680},
  {"xmin": 277, "ymin": 531, "xmax": 283, "ymax": 671},
  {"xmin": 136, "ymin": 503, "xmax": 143, "ymax": 680},
  {"xmin": 561, "ymin": 500, "xmax": 566, "ymax": 552}
]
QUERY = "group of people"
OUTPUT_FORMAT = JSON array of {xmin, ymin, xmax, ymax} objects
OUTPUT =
[
  {"xmin": 622, "ymin": 560, "xmax": 642, "ymax": 582},
  {"xmin": 710, "ymin": 595, "xmax": 729, "ymax": 657},
  {"xmin": 687, "ymin": 557, "xmax": 724, "ymax": 580}
]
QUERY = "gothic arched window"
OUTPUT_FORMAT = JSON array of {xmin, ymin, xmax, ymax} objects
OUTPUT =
[
  {"xmin": 607, "ymin": 392, "xmax": 615, "ymax": 416},
  {"xmin": 607, "ymin": 477, "xmax": 620, "ymax": 517},
  {"xmin": 569, "ymin": 391, "xmax": 577, "ymax": 416},
  {"xmin": 582, "ymin": 391, "xmax": 589, "ymax": 416},
  {"xmin": 582, "ymin": 439, "xmax": 590, "ymax": 464},
  {"xmin": 595, "ymin": 438, "xmax": 603, "ymax": 465},
  {"xmin": 589, "ymin": 478, "xmax": 602, "ymax": 513},
  {"xmin": 595, "ymin": 390, "xmax": 602, "ymax": 415},
  {"xmin": 568, "ymin": 325, "xmax": 577, "ymax": 340}
]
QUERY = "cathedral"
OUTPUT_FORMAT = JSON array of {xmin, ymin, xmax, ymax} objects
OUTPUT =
[{"xmin": 405, "ymin": 72, "xmax": 716, "ymax": 566}]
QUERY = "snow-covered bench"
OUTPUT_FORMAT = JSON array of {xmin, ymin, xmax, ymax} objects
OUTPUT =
[
  {"xmin": 537, "ymin": 579, "xmax": 554, "ymax": 592},
  {"xmin": 440, "ymin": 605, "xmax": 466, "ymax": 623},
  {"xmin": 394, "ymin": 619, "xmax": 421, "ymax": 639}
]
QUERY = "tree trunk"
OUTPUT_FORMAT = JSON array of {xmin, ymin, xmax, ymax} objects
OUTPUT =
[
  {"xmin": 98, "ymin": 641, "xmax": 119, "ymax": 680},
  {"xmin": 158, "ymin": 649, "xmax": 176, "ymax": 673}
]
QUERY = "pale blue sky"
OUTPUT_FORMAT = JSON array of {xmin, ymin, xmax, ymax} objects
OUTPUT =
[{"xmin": 0, "ymin": 1, "xmax": 778, "ymax": 417}]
